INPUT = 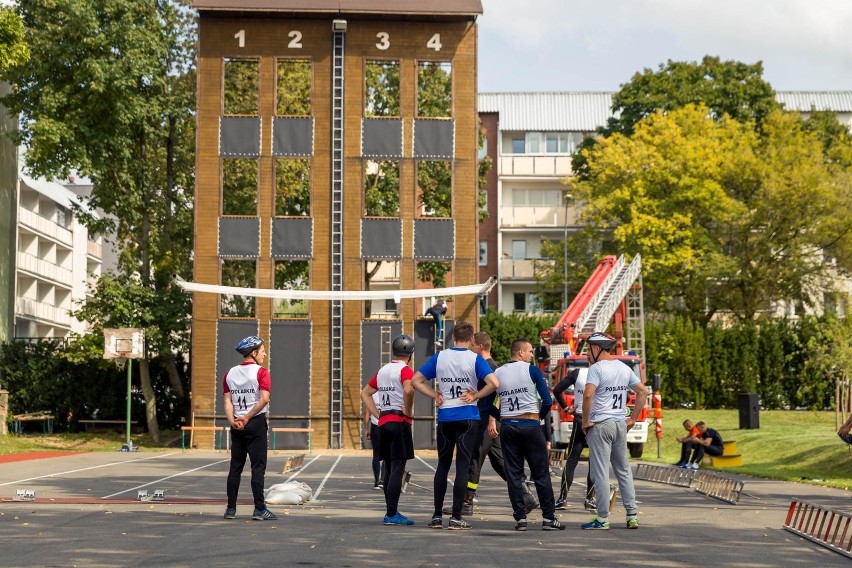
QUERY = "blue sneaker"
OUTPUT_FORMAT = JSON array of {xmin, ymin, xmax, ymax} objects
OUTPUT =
[
  {"xmin": 383, "ymin": 513, "xmax": 414, "ymax": 525},
  {"xmin": 581, "ymin": 517, "xmax": 610, "ymax": 530}
]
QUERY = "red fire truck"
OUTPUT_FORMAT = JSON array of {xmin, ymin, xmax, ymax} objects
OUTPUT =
[{"xmin": 539, "ymin": 254, "xmax": 658, "ymax": 458}]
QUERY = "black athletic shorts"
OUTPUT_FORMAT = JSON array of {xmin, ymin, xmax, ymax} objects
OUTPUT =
[{"xmin": 379, "ymin": 421, "xmax": 414, "ymax": 461}]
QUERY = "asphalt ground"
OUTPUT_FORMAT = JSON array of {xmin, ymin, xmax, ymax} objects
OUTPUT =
[{"xmin": 0, "ymin": 449, "xmax": 849, "ymax": 568}]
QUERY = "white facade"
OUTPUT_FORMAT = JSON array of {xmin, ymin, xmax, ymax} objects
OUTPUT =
[
  {"xmin": 480, "ymin": 91, "xmax": 852, "ymax": 316},
  {"xmin": 14, "ymin": 162, "xmax": 102, "ymax": 339}
]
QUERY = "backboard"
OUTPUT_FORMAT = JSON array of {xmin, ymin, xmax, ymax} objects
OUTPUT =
[{"xmin": 103, "ymin": 328, "xmax": 145, "ymax": 360}]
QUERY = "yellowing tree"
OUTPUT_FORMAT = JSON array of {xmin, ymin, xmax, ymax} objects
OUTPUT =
[{"xmin": 576, "ymin": 104, "xmax": 851, "ymax": 323}]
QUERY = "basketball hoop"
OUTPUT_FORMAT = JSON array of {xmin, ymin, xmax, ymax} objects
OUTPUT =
[{"xmin": 115, "ymin": 356, "xmax": 128, "ymax": 371}]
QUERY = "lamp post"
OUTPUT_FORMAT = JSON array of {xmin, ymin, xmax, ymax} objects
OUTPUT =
[{"xmin": 562, "ymin": 192, "xmax": 571, "ymax": 309}]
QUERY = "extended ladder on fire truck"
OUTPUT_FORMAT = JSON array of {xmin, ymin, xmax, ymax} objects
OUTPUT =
[{"xmin": 543, "ymin": 254, "xmax": 644, "ymax": 370}]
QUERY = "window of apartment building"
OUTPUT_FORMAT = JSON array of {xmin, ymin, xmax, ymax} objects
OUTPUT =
[
  {"xmin": 276, "ymin": 59, "xmax": 311, "ymax": 116},
  {"xmin": 513, "ymin": 292, "xmax": 539, "ymax": 313},
  {"xmin": 511, "ymin": 132, "xmax": 582, "ymax": 155},
  {"xmin": 511, "ymin": 240, "xmax": 526, "ymax": 259},
  {"xmin": 274, "ymin": 260, "xmax": 309, "ymax": 318},
  {"xmin": 275, "ymin": 159, "xmax": 311, "ymax": 216},
  {"xmin": 365, "ymin": 60, "xmax": 400, "ymax": 116},
  {"xmin": 224, "ymin": 58, "xmax": 259, "ymax": 115},
  {"xmin": 220, "ymin": 259, "xmax": 256, "ymax": 317},
  {"xmin": 513, "ymin": 188, "xmax": 562, "ymax": 207},
  {"xmin": 56, "ymin": 206, "xmax": 68, "ymax": 228},
  {"xmin": 479, "ymin": 241, "xmax": 487, "ymax": 266}
]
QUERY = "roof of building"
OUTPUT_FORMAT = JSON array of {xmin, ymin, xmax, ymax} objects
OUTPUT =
[
  {"xmin": 18, "ymin": 157, "xmax": 98, "ymax": 218},
  {"xmin": 478, "ymin": 92, "xmax": 614, "ymax": 132},
  {"xmin": 774, "ymin": 91, "xmax": 852, "ymax": 113},
  {"xmin": 192, "ymin": 0, "xmax": 482, "ymax": 17},
  {"xmin": 479, "ymin": 91, "xmax": 852, "ymax": 132}
]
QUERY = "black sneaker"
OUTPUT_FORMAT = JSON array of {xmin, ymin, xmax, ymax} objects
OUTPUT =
[
  {"xmin": 583, "ymin": 498, "xmax": 597, "ymax": 511},
  {"xmin": 429, "ymin": 516, "xmax": 443, "ymax": 529},
  {"xmin": 448, "ymin": 517, "xmax": 472, "ymax": 530},
  {"xmin": 542, "ymin": 517, "xmax": 566, "ymax": 531},
  {"xmin": 555, "ymin": 497, "xmax": 568, "ymax": 510},
  {"xmin": 252, "ymin": 508, "xmax": 278, "ymax": 521},
  {"xmin": 515, "ymin": 518, "xmax": 528, "ymax": 531},
  {"xmin": 223, "ymin": 507, "xmax": 236, "ymax": 519}
]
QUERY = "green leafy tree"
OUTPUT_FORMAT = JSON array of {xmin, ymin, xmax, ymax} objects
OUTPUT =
[
  {"xmin": 479, "ymin": 308, "xmax": 559, "ymax": 364},
  {"xmin": 574, "ymin": 104, "xmax": 851, "ymax": 323},
  {"xmin": 0, "ymin": 7, "xmax": 29, "ymax": 70},
  {"xmin": 2, "ymin": 0, "xmax": 196, "ymax": 442},
  {"xmin": 573, "ymin": 56, "xmax": 780, "ymax": 179}
]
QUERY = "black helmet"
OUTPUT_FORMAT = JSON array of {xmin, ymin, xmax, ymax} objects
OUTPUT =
[
  {"xmin": 587, "ymin": 332, "xmax": 616, "ymax": 352},
  {"xmin": 392, "ymin": 334, "xmax": 415, "ymax": 356},
  {"xmin": 235, "ymin": 335, "xmax": 264, "ymax": 357}
]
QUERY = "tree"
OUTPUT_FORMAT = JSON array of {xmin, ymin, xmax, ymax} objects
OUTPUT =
[
  {"xmin": 0, "ymin": 7, "xmax": 29, "ymax": 71},
  {"xmin": 573, "ymin": 56, "xmax": 780, "ymax": 179},
  {"xmin": 1, "ymin": 0, "xmax": 197, "ymax": 442},
  {"xmin": 574, "ymin": 104, "xmax": 852, "ymax": 323}
]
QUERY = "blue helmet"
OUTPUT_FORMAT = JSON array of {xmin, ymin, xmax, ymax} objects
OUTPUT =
[{"xmin": 235, "ymin": 335, "xmax": 264, "ymax": 357}]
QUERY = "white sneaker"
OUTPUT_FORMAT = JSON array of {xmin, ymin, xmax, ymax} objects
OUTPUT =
[{"xmin": 689, "ymin": 462, "xmax": 699, "ymax": 470}]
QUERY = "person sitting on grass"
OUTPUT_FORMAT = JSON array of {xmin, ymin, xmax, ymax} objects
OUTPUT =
[
  {"xmin": 674, "ymin": 419, "xmax": 701, "ymax": 467},
  {"xmin": 682, "ymin": 421, "xmax": 724, "ymax": 470}
]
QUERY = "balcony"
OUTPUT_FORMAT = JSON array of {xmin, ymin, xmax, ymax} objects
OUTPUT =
[
  {"xmin": 17, "ymin": 251, "xmax": 73, "ymax": 286},
  {"xmin": 87, "ymin": 239, "xmax": 102, "ymax": 259},
  {"xmin": 500, "ymin": 258, "xmax": 554, "ymax": 280},
  {"xmin": 15, "ymin": 297, "xmax": 72, "ymax": 326},
  {"xmin": 501, "ymin": 206, "xmax": 579, "ymax": 228},
  {"xmin": 17, "ymin": 206, "xmax": 72, "ymax": 246},
  {"xmin": 499, "ymin": 155, "xmax": 572, "ymax": 177}
]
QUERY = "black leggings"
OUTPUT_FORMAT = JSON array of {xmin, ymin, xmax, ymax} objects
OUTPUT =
[
  {"xmin": 468, "ymin": 415, "xmax": 506, "ymax": 488},
  {"xmin": 559, "ymin": 415, "xmax": 594, "ymax": 500},
  {"xmin": 227, "ymin": 414, "xmax": 268, "ymax": 510},
  {"xmin": 370, "ymin": 422, "xmax": 383, "ymax": 483},
  {"xmin": 434, "ymin": 419, "xmax": 478, "ymax": 519}
]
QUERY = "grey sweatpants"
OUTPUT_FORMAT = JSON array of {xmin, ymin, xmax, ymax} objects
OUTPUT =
[{"xmin": 586, "ymin": 419, "xmax": 637, "ymax": 521}]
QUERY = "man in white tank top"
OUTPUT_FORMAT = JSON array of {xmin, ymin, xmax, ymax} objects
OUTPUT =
[
  {"xmin": 466, "ymin": 338, "xmax": 564, "ymax": 531},
  {"xmin": 581, "ymin": 332, "xmax": 647, "ymax": 531}
]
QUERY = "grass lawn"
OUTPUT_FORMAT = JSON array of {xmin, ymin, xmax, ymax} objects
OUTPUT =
[
  {"xmin": 639, "ymin": 409, "xmax": 852, "ymax": 490},
  {"xmin": 2, "ymin": 411, "xmax": 850, "ymax": 490}
]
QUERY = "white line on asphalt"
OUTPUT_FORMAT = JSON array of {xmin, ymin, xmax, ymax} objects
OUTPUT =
[
  {"xmin": 415, "ymin": 454, "xmax": 436, "ymax": 472},
  {"xmin": 310, "ymin": 455, "xmax": 342, "ymax": 501},
  {"xmin": 285, "ymin": 454, "xmax": 323, "ymax": 483},
  {"xmin": 101, "ymin": 459, "xmax": 230, "ymax": 498},
  {"xmin": 0, "ymin": 452, "xmax": 178, "ymax": 487}
]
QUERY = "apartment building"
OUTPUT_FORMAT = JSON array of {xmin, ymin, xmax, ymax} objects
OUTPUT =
[
  {"xmin": 479, "ymin": 91, "xmax": 852, "ymax": 315},
  {"xmin": 14, "ymin": 160, "xmax": 103, "ymax": 339}
]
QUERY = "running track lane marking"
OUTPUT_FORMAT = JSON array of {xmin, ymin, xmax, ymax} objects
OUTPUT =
[
  {"xmin": 310, "ymin": 455, "xmax": 342, "ymax": 501},
  {"xmin": 102, "ymin": 459, "xmax": 231, "ymax": 499},
  {"xmin": 285, "ymin": 454, "xmax": 323, "ymax": 483},
  {"xmin": 0, "ymin": 452, "xmax": 178, "ymax": 488}
]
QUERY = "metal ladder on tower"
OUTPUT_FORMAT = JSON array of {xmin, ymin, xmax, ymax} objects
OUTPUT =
[
  {"xmin": 380, "ymin": 326, "xmax": 392, "ymax": 365},
  {"xmin": 329, "ymin": 28, "xmax": 345, "ymax": 449}
]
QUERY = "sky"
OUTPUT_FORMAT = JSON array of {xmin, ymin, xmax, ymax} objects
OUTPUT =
[{"xmin": 477, "ymin": 0, "xmax": 852, "ymax": 93}]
